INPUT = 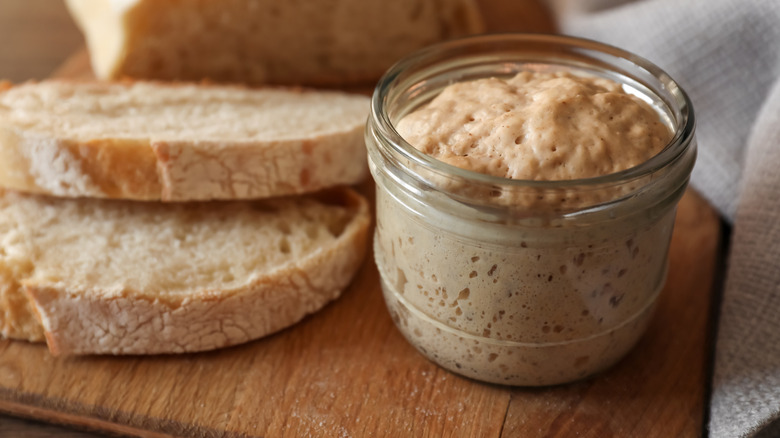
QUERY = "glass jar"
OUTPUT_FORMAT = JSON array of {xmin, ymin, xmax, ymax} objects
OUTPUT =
[{"xmin": 366, "ymin": 34, "xmax": 696, "ymax": 386}]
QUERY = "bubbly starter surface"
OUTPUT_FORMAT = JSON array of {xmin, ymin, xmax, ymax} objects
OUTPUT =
[{"xmin": 396, "ymin": 71, "xmax": 669, "ymax": 180}]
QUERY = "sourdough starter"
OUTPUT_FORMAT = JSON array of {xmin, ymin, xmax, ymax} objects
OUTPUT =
[{"xmin": 374, "ymin": 71, "xmax": 674, "ymax": 385}]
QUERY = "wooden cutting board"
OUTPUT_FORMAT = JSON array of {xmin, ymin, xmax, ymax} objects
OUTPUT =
[{"xmin": 0, "ymin": 3, "xmax": 723, "ymax": 437}]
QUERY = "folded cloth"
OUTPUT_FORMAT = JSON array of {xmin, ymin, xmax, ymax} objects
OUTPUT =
[{"xmin": 546, "ymin": 1, "xmax": 780, "ymax": 437}]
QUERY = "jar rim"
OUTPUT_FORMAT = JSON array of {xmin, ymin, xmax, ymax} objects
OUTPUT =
[{"xmin": 369, "ymin": 33, "xmax": 696, "ymax": 190}]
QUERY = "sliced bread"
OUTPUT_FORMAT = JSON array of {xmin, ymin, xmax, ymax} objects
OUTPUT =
[
  {"xmin": 0, "ymin": 187, "xmax": 369, "ymax": 355},
  {"xmin": 65, "ymin": 0, "xmax": 484, "ymax": 86},
  {"xmin": 0, "ymin": 80, "xmax": 369, "ymax": 201}
]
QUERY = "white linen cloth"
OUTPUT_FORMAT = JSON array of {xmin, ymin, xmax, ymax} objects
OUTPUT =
[{"xmin": 546, "ymin": 1, "xmax": 780, "ymax": 436}]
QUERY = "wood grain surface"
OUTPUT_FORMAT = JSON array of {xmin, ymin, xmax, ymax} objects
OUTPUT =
[{"xmin": 0, "ymin": 1, "xmax": 722, "ymax": 437}]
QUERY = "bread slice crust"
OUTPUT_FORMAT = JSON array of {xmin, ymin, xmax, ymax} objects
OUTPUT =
[
  {"xmin": 0, "ymin": 80, "xmax": 369, "ymax": 201},
  {"xmin": 65, "ymin": 0, "xmax": 485, "ymax": 86},
  {"xmin": 0, "ymin": 187, "xmax": 370, "ymax": 355}
]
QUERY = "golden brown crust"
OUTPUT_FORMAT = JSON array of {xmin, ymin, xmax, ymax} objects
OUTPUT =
[
  {"xmin": 0, "ymin": 125, "xmax": 160, "ymax": 200},
  {"xmin": 0, "ymin": 273, "xmax": 44, "ymax": 342},
  {"xmin": 70, "ymin": 138, "xmax": 163, "ymax": 199}
]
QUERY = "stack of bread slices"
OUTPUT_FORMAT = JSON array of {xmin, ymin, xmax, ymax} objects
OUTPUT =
[
  {"xmin": 0, "ymin": 0, "xmax": 484, "ymax": 356},
  {"xmin": 0, "ymin": 80, "xmax": 372, "ymax": 356}
]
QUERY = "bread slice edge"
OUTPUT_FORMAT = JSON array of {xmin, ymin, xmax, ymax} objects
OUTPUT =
[
  {"xmin": 0, "ymin": 80, "xmax": 369, "ymax": 201},
  {"xmin": 12, "ymin": 188, "xmax": 370, "ymax": 355}
]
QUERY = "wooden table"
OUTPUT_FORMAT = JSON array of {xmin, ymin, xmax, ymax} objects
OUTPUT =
[{"xmin": 0, "ymin": 2, "xmax": 723, "ymax": 437}]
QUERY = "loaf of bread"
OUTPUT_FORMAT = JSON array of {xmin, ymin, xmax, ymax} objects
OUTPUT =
[
  {"xmin": 0, "ymin": 187, "xmax": 369, "ymax": 355},
  {"xmin": 0, "ymin": 80, "xmax": 369, "ymax": 201},
  {"xmin": 65, "ymin": 0, "xmax": 484, "ymax": 85}
]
